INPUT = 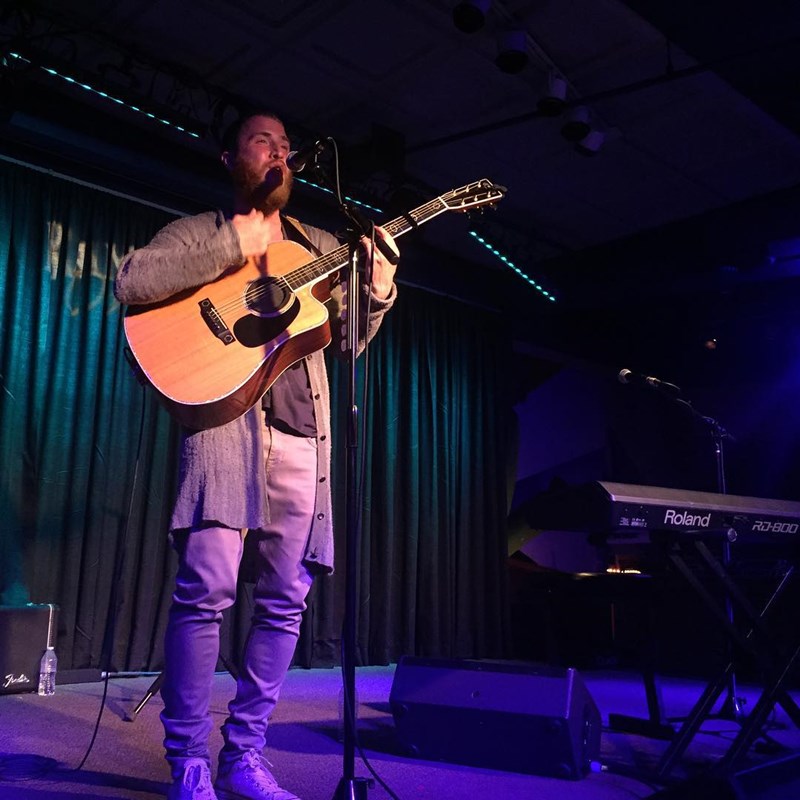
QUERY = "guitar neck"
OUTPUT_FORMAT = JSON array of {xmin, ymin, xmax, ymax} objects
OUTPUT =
[{"xmin": 284, "ymin": 197, "xmax": 449, "ymax": 291}]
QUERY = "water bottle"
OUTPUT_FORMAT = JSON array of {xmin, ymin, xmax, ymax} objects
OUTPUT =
[{"xmin": 37, "ymin": 646, "xmax": 57, "ymax": 696}]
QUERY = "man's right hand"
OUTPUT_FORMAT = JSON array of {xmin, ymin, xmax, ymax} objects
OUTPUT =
[{"xmin": 231, "ymin": 209, "xmax": 283, "ymax": 258}]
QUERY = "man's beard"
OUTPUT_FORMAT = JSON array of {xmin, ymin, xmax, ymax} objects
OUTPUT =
[{"xmin": 231, "ymin": 159, "xmax": 292, "ymax": 215}]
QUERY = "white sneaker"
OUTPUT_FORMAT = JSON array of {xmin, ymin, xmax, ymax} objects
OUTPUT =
[
  {"xmin": 215, "ymin": 750, "xmax": 299, "ymax": 800},
  {"xmin": 168, "ymin": 758, "xmax": 218, "ymax": 800}
]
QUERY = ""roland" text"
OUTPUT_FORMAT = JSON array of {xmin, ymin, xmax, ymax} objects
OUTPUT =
[{"xmin": 664, "ymin": 509, "xmax": 711, "ymax": 527}]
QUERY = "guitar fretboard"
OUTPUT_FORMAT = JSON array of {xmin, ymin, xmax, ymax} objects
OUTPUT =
[{"xmin": 283, "ymin": 197, "xmax": 450, "ymax": 291}]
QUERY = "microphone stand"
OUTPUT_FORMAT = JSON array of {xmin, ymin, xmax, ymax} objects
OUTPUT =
[
  {"xmin": 641, "ymin": 387, "xmax": 800, "ymax": 780},
  {"xmin": 697, "ymin": 409, "xmax": 743, "ymax": 721},
  {"xmin": 301, "ymin": 138, "xmax": 398, "ymax": 798},
  {"xmin": 673, "ymin": 394, "xmax": 744, "ymax": 721},
  {"xmin": 332, "ymin": 202, "xmax": 397, "ymax": 800}
]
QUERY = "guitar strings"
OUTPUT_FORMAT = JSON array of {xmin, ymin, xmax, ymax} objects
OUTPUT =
[{"xmin": 211, "ymin": 197, "xmax": 455, "ymax": 315}]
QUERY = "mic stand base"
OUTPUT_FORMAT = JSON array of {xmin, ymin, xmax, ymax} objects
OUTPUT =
[{"xmin": 332, "ymin": 777, "xmax": 373, "ymax": 800}]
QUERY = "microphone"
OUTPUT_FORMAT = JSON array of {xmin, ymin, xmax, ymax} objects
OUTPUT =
[
  {"xmin": 618, "ymin": 368, "xmax": 682, "ymax": 396},
  {"xmin": 286, "ymin": 139, "xmax": 327, "ymax": 173}
]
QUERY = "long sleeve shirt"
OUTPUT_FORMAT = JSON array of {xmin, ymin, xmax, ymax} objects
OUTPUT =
[{"xmin": 115, "ymin": 209, "xmax": 396, "ymax": 573}]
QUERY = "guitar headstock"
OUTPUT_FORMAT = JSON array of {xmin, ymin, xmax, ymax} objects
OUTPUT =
[{"xmin": 440, "ymin": 179, "xmax": 507, "ymax": 213}]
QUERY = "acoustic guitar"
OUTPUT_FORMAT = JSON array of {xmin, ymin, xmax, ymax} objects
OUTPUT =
[{"xmin": 123, "ymin": 178, "xmax": 506, "ymax": 429}]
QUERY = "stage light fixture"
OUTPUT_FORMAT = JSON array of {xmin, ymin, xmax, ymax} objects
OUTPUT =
[
  {"xmin": 537, "ymin": 70, "xmax": 567, "ymax": 116},
  {"xmin": 575, "ymin": 129, "xmax": 605, "ymax": 156},
  {"xmin": 495, "ymin": 30, "xmax": 528, "ymax": 74},
  {"xmin": 453, "ymin": 0, "xmax": 491, "ymax": 33},
  {"xmin": 560, "ymin": 106, "xmax": 591, "ymax": 142}
]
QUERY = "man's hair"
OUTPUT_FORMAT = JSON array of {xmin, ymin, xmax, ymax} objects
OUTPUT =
[{"xmin": 220, "ymin": 109, "xmax": 284, "ymax": 154}]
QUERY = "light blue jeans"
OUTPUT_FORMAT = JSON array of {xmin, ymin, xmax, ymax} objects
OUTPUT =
[{"xmin": 160, "ymin": 426, "xmax": 317, "ymax": 778}]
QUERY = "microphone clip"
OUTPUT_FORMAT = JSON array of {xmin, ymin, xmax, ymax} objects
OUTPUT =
[
  {"xmin": 618, "ymin": 368, "xmax": 682, "ymax": 397},
  {"xmin": 286, "ymin": 139, "xmax": 328, "ymax": 173}
]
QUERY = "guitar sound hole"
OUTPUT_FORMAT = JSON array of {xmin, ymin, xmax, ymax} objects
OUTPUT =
[{"xmin": 245, "ymin": 278, "xmax": 293, "ymax": 317}]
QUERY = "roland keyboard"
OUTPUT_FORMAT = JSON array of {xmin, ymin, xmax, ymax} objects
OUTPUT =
[{"xmin": 525, "ymin": 481, "xmax": 800, "ymax": 543}]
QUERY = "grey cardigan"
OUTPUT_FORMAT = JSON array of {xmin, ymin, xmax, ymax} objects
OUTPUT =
[{"xmin": 114, "ymin": 210, "xmax": 396, "ymax": 573}]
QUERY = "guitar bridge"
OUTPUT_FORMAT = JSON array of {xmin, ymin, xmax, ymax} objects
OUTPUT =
[{"xmin": 199, "ymin": 298, "xmax": 235, "ymax": 345}]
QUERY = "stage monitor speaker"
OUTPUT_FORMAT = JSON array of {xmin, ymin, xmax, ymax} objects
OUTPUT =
[
  {"xmin": 0, "ymin": 604, "xmax": 58, "ymax": 694},
  {"xmin": 389, "ymin": 656, "xmax": 601, "ymax": 779}
]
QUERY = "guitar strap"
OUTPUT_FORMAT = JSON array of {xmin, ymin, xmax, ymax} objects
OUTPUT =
[
  {"xmin": 281, "ymin": 214, "xmax": 324, "ymax": 258},
  {"xmin": 282, "ymin": 214, "xmax": 342, "ymax": 289}
]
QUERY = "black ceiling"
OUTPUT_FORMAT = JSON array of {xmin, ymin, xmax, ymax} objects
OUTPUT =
[{"xmin": 3, "ymin": 0, "xmax": 800, "ymax": 377}]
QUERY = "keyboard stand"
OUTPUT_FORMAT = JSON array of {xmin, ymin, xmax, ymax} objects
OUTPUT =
[
  {"xmin": 655, "ymin": 538, "xmax": 800, "ymax": 780},
  {"xmin": 607, "ymin": 665, "xmax": 675, "ymax": 740}
]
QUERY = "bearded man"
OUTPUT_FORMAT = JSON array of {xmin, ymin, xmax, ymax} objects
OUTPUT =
[{"xmin": 115, "ymin": 111, "xmax": 398, "ymax": 800}]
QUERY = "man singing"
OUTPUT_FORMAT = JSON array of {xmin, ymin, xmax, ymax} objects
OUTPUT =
[{"xmin": 115, "ymin": 110, "xmax": 398, "ymax": 800}]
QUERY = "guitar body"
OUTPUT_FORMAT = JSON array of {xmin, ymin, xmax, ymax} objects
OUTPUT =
[{"xmin": 124, "ymin": 239, "xmax": 332, "ymax": 429}]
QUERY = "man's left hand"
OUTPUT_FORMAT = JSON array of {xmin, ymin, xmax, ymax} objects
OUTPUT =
[{"xmin": 362, "ymin": 226, "xmax": 398, "ymax": 300}]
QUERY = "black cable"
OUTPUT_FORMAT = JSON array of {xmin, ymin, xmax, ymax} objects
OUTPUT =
[
  {"xmin": 71, "ymin": 371, "xmax": 149, "ymax": 772},
  {"xmin": 71, "ymin": 670, "xmax": 113, "ymax": 772},
  {"xmin": 337, "ymin": 640, "xmax": 401, "ymax": 800},
  {"xmin": 357, "ymin": 229, "xmax": 374, "ymax": 520},
  {"xmin": 0, "ymin": 378, "xmax": 148, "ymax": 783},
  {"xmin": 328, "ymin": 140, "xmax": 401, "ymax": 800},
  {"xmin": 344, "ymin": 236, "xmax": 404, "ymax": 800}
]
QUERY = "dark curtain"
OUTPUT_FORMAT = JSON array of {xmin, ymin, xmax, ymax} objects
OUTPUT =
[
  {"xmin": 292, "ymin": 289, "xmax": 514, "ymax": 667},
  {"xmin": 0, "ymin": 158, "xmax": 513, "ymax": 672}
]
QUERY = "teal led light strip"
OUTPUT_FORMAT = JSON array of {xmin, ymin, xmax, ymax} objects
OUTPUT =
[
  {"xmin": 9, "ymin": 52, "xmax": 201, "ymax": 138},
  {"xmin": 469, "ymin": 231, "xmax": 556, "ymax": 301},
  {"xmin": 293, "ymin": 176, "xmax": 383, "ymax": 213}
]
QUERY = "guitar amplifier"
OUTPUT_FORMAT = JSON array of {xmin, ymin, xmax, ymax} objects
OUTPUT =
[{"xmin": 0, "ymin": 604, "xmax": 58, "ymax": 694}]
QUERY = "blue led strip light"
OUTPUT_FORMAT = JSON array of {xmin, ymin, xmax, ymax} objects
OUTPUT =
[
  {"xmin": 293, "ymin": 176, "xmax": 383, "ymax": 213},
  {"xmin": 8, "ymin": 52, "xmax": 201, "ymax": 138},
  {"xmin": 469, "ymin": 230, "xmax": 556, "ymax": 302}
]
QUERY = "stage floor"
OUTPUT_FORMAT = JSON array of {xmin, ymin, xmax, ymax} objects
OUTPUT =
[{"xmin": 0, "ymin": 665, "xmax": 798, "ymax": 799}]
